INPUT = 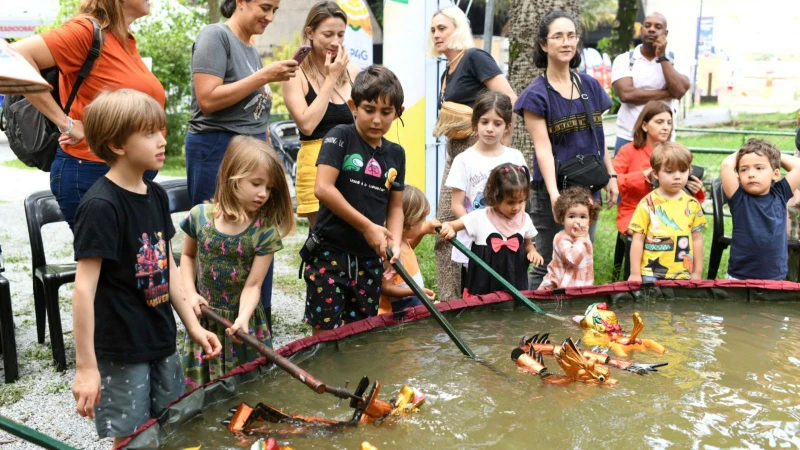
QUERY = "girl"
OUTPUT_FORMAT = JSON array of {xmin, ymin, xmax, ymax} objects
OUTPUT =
[
  {"xmin": 614, "ymin": 100, "xmax": 705, "ymax": 235},
  {"xmin": 440, "ymin": 163, "xmax": 544, "ymax": 297},
  {"xmin": 379, "ymin": 186, "xmax": 440, "ymax": 314},
  {"xmin": 538, "ymin": 186, "xmax": 600, "ymax": 290},
  {"xmin": 180, "ymin": 136, "xmax": 295, "ymax": 390},
  {"xmin": 444, "ymin": 91, "xmax": 527, "ymax": 291}
]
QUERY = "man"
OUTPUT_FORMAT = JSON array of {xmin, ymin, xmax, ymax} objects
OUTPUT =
[{"xmin": 611, "ymin": 13, "xmax": 691, "ymax": 152}]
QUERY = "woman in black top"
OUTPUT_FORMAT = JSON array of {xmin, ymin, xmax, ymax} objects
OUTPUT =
[
  {"xmin": 430, "ymin": 6, "xmax": 517, "ymax": 302},
  {"xmin": 283, "ymin": 1, "xmax": 359, "ymax": 228}
]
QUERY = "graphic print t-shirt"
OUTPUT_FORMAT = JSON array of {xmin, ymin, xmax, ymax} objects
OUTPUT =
[
  {"xmin": 628, "ymin": 190, "xmax": 707, "ymax": 280},
  {"xmin": 73, "ymin": 177, "xmax": 177, "ymax": 363},
  {"xmin": 314, "ymin": 124, "xmax": 406, "ymax": 256}
]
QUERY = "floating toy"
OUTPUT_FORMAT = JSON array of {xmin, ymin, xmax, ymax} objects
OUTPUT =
[{"xmin": 575, "ymin": 302, "xmax": 667, "ymax": 357}]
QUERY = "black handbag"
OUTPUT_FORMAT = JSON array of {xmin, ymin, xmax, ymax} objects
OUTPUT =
[
  {"xmin": 550, "ymin": 72, "xmax": 610, "ymax": 193},
  {"xmin": 0, "ymin": 19, "xmax": 103, "ymax": 172}
]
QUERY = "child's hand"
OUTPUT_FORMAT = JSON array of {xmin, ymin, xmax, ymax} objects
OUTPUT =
[
  {"xmin": 365, "ymin": 223, "xmax": 393, "ymax": 259},
  {"xmin": 422, "ymin": 288, "xmax": 436, "ymax": 302},
  {"xmin": 188, "ymin": 292, "xmax": 209, "ymax": 317},
  {"xmin": 570, "ymin": 222, "xmax": 589, "ymax": 239},
  {"xmin": 691, "ymin": 273, "xmax": 702, "ymax": 281},
  {"xmin": 527, "ymin": 250, "xmax": 544, "ymax": 266},
  {"xmin": 73, "ymin": 366, "xmax": 101, "ymax": 419},
  {"xmin": 188, "ymin": 327, "xmax": 222, "ymax": 360},
  {"xmin": 439, "ymin": 222, "xmax": 456, "ymax": 239},
  {"xmin": 226, "ymin": 316, "xmax": 250, "ymax": 345},
  {"xmin": 424, "ymin": 219, "xmax": 442, "ymax": 235},
  {"xmin": 388, "ymin": 240, "xmax": 401, "ymax": 264},
  {"xmin": 628, "ymin": 274, "xmax": 642, "ymax": 283},
  {"xmin": 382, "ymin": 260, "xmax": 396, "ymax": 280}
]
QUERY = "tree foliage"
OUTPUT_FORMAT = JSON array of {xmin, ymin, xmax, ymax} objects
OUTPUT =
[
  {"xmin": 608, "ymin": 0, "xmax": 638, "ymax": 60},
  {"xmin": 578, "ymin": 0, "xmax": 616, "ymax": 32}
]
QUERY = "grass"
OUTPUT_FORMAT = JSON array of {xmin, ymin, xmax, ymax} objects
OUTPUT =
[
  {"xmin": 2, "ymin": 152, "xmax": 188, "ymax": 175},
  {"xmin": 0, "ymin": 383, "xmax": 29, "ymax": 407},
  {"xmin": 1, "ymin": 159, "xmax": 36, "ymax": 170}
]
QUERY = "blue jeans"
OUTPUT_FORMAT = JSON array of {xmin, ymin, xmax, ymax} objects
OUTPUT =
[
  {"xmin": 614, "ymin": 137, "xmax": 632, "ymax": 155},
  {"xmin": 50, "ymin": 148, "xmax": 156, "ymax": 230},
  {"xmin": 184, "ymin": 131, "xmax": 273, "ymax": 313},
  {"xmin": 392, "ymin": 296, "xmax": 424, "ymax": 312}
]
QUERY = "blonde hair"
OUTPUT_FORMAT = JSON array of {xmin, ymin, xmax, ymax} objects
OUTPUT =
[
  {"xmin": 77, "ymin": 0, "xmax": 131, "ymax": 52},
  {"xmin": 83, "ymin": 89, "xmax": 165, "ymax": 163},
  {"xmin": 651, "ymin": 141, "xmax": 692, "ymax": 173},
  {"xmin": 428, "ymin": 6, "xmax": 475, "ymax": 57},
  {"xmin": 402, "ymin": 185, "xmax": 430, "ymax": 231},
  {"xmin": 213, "ymin": 136, "xmax": 296, "ymax": 238},
  {"xmin": 301, "ymin": 1, "xmax": 350, "ymax": 87}
]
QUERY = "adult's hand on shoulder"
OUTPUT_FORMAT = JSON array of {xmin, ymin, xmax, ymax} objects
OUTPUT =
[{"xmin": 260, "ymin": 60, "xmax": 299, "ymax": 83}]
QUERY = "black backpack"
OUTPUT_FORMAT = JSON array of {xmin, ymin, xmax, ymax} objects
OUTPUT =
[{"xmin": 0, "ymin": 19, "xmax": 103, "ymax": 172}]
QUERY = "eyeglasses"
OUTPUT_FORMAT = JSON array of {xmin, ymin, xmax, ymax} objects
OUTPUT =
[{"xmin": 547, "ymin": 34, "xmax": 580, "ymax": 44}]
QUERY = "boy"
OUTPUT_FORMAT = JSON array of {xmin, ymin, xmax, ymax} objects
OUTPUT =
[
  {"xmin": 303, "ymin": 65, "xmax": 406, "ymax": 334},
  {"xmin": 628, "ymin": 142, "xmax": 707, "ymax": 281},
  {"xmin": 720, "ymin": 138, "xmax": 800, "ymax": 280},
  {"xmin": 71, "ymin": 89, "xmax": 221, "ymax": 447}
]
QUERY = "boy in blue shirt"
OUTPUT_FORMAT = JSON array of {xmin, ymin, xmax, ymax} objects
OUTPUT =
[{"xmin": 721, "ymin": 138, "xmax": 800, "ymax": 280}]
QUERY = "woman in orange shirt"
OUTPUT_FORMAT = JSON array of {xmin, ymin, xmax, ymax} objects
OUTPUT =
[
  {"xmin": 613, "ymin": 100, "xmax": 705, "ymax": 234},
  {"xmin": 13, "ymin": 0, "xmax": 165, "ymax": 229}
]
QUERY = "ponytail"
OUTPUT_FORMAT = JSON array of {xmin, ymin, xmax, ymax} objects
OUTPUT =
[{"xmin": 220, "ymin": 0, "xmax": 236, "ymax": 19}]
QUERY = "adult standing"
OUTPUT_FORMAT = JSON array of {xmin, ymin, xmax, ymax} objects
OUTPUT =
[
  {"xmin": 611, "ymin": 12, "xmax": 690, "ymax": 153},
  {"xmin": 186, "ymin": 0, "xmax": 297, "ymax": 331},
  {"xmin": 12, "ymin": 0, "xmax": 165, "ymax": 229},
  {"xmin": 283, "ymin": 1, "xmax": 358, "ymax": 228},
  {"xmin": 430, "ymin": 6, "xmax": 517, "ymax": 302},
  {"xmin": 515, "ymin": 11, "xmax": 618, "ymax": 289}
]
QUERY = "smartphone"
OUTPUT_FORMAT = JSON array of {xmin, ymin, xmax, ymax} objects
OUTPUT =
[{"xmin": 292, "ymin": 45, "xmax": 312, "ymax": 64}]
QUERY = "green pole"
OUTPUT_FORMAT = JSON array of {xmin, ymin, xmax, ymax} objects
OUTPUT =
[{"xmin": 0, "ymin": 415, "xmax": 78, "ymax": 450}]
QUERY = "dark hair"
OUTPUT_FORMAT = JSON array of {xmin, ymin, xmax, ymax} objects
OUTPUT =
[
  {"xmin": 736, "ymin": 138, "xmax": 781, "ymax": 171},
  {"xmin": 553, "ymin": 186, "xmax": 599, "ymax": 224},
  {"xmin": 484, "ymin": 163, "xmax": 530, "ymax": 206},
  {"xmin": 351, "ymin": 65, "xmax": 404, "ymax": 113},
  {"xmin": 220, "ymin": 0, "xmax": 244, "ymax": 19},
  {"xmin": 471, "ymin": 91, "xmax": 513, "ymax": 129},
  {"xmin": 533, "ymin": 10, "xmax": 582, "ymax": 70},
  {"xmin": 632, "ymin": 100, "xmax": 673, "ymax": 149}
]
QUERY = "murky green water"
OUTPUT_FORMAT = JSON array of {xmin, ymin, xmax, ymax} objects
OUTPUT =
[{"xmin": 163, "ymin": 299, "xmax": 800, "ymax": 449}]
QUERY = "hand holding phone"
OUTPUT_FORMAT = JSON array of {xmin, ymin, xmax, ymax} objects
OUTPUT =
[{"xmin": 292, "ymin": 45, "xmax": 312, "ymax": 64}]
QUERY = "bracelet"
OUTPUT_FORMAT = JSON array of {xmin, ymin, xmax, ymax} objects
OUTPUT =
[
  {"xmin": 58, "ymin": 117, "xmax": 74, "ymax": 135},
  {"xmin": 609, "ymin": 174, "xmax": 618, "ymax": 179}
]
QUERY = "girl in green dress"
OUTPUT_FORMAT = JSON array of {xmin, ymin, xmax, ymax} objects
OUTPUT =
[{"xmin": 180, "ymin": 136, "xmax": 295, "ymax": 390}]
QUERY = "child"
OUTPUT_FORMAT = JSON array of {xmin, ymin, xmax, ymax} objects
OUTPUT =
[
  {"xmin": 378, "ymin": 185, "xmax": 440, "ymax": 314},
  {"xmin": 444, "ymin": 91, "xmax": 527, "ymax": 289},
  {"xmin": 539, "ymin": 186, "xmax": 600, "ymax": 290},
  {"xmin": 720, "ymin": 138, "xmax": 800, "ymax": 280},
  {"xmin": 628, "ymin": 142, "xmax": 707, "ymax": 281},
  {"xmin": 614, "ymin": 100, "xmax": 705, "ymax": 235},
  {"xmin": 180, "ymin": 136, "xmax": 295, "ymax": 390},
  {"xmin": 303, "ymin": 65, "xmax": 406, "ymax": 334},
  {"xmin": 439, "ymin": 163, "xmax": 544, "ymax": 297},
  {"xmin": 71, "ymin": 90, "xmax": 221, "ymax": 447}
]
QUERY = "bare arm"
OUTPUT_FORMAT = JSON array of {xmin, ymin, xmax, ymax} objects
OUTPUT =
[
  {"xmin": 12, "ymin": 36, "xmax": 71, "ymax": 130},
  {"xmin": 659, "ymin": 61, "xmax": 691, "ymax": 99},
  {"xmin": 604, "ymin": 148, "xmax": 619, "ymax": 206},
  {"xmin": 72, "ymin": 258, "xmax": 102, "ymax": 419},
  {"xmin": 451, "ymin": 189, "xmax": 468, "ymax": 219},
  {"xmin": 523, "ymin": 110, "xmax": 560, "ymax": 207},
  {"xmin": 613, "ymin": 78, "xmax": 672, "ymax": 105},
  {"xmin": 691, "ymin": 230, "xmax": 704, "ymax": 279},
  {"xmin": 194, "ymin": 60, "xmax": 298, "ymax": 115},
  {"xmin": 720, "ymin": 152, "xmax": 740, "ymax": 199},
  {"xmin": 381, "ymin": 282, "xmax": 414, "ymax": 299},
  {"xmin": 229, "ymin": 253, "xmax": 272, "ymax": 335},
  {"xmin": 179, "ymin": 235, "xmax": 208, "ymax": 316},
  {"xmin": 484, "ymin": 74, "xmax": 517, "ymax": 106},
  {"xmin": 628, "ymin": 233, "xmax": 646, "ymax": 281},
  {"xmin": 781, "ymin": 153, "xmax": 800, "ymax": 191},
  {"xmin": 408, "ymin": 220, "xmax": 441, "ymax": 249},
  {"xmin": 386, "ymin": 191, "xmax": 404, "ymax": 263}
]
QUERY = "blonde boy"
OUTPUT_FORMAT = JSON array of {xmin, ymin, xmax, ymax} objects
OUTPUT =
[
  {"xmin": 628, "ymin": 142, "xmax": 707, "ymax": 281},
  {"xmin": 71, "ymin": 89, "xmax": 221, "ymax": 447}
]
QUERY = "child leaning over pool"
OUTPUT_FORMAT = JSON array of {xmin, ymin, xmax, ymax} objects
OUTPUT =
[
  {"xmin": 628, "ymin": 142, "xmax": 707, "ymax": 282},
  {"xmin": 71, "ymin": 90, "xmax": 221, "ymax": 448},
  {"xmin": 180, "ymin": 136, "xmax": 295, "ymax": 391},
  {"xmin": 378, "ymin": 185, "xmax": 440, "ymax": 313},
  {"xmin": 720, "ymin": 138, "xmax": 800, "ymax": 280}
]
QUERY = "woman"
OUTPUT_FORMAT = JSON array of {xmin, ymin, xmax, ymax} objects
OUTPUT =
[
  {"xmin": 614, "ymin": 100, "xmax": 704, "ymax": 235},
  {"xmin": 186, "ymin": 0, "xmax": 296, "ymax": 332},
  {"xmin": 283, "ymin": 1, "xmax": 359, "ymax": 228},
  {"xmin": 515, "ymin": 11, "xmax": 618, "ymax": 289},
  {"xmin": 12, "ymin": 0, "xmax": 164, "ymax": 229},
  {"xmin": 430, "ymin": 6, "xmax": 517, "ymax": 302}
]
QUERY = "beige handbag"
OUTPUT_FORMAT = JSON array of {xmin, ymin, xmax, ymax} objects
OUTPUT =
[{"xmin": 433, "ymin": 101, "xmax": 475, "ymax": 140}]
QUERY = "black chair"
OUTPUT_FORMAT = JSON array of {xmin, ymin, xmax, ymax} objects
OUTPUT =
[
  {"xmin": 0, "ymin": 244, "xmax": 19, "ymax": 383},
  {"xmin": 24, "ymin": 191, "xmax": 76, "ymax": 372},
  {"xmin": 159, "ymin": 178, "xmax": 192, "ymax": 215},
  {"xmin": 611, "ymin": 232, "xmax": 632, "ymax": 281}
]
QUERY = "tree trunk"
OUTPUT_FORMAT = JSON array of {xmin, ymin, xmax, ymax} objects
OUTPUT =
[
  {"xmin": 508, "ymin": 0, "xmax": 579, "ymax": 164},
  {"xmin": 608, "ymin": 0, "xmax": 638, "ymax": 60},
  {"xmin": 208, "ymin": 0, "xmax": 220, "ymax": 24}
]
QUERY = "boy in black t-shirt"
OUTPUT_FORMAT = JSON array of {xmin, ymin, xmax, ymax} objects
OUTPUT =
[
  {"xmin": 303, "ymin": 66, "xmax": 407, "ymax": 334},
  {"xmin": 71, "ymin": 90, "xmax": 221, "ymax": 447}
]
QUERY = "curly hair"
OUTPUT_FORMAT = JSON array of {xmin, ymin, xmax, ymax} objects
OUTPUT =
[
  {"xmin": 553, "ymin": 186, "xmax": 600, "ymax": 224},
  {"xmin": 735, "ymin": 138, "xmax": 781, "ymax": 171},
  {"xmin": 484, "ymin": 163, "xmax": 530, "ymax": 206}
]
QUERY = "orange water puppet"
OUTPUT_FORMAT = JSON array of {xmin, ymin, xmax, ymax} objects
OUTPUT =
[
  {"xmin": 573, "ymin": 302, "xmax": 667, "ymax": 357},
  {"xmin": 511, "ymin": 336, "xmax": 618, "ymax": 385}
]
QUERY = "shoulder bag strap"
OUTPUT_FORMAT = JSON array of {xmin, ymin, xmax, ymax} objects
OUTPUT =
[
  {"xmin": 570, "ymin": 71, "xmax": 602, "ymax": 158},
  {"xmin": 63, "ymin": 19, "xmax": 103, "ymax": 114}
]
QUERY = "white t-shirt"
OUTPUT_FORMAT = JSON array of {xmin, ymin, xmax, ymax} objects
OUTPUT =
[
  {"xmin": 444, "ymin": 146, "xmax": 527, "ymax": 264},
  {"xmin": 611, "ymin": 45, "xmax": 687, "ymax": 141},
  {"xmin": 461, "ymin": 208, "xmax": 537, "ymax": 245}
]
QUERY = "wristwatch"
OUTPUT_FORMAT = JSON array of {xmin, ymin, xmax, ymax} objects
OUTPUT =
[
  {"xmin": 609, "ymin": 174, "xmax": 618, "ymax": 179},
  {"xmin": 656, "ymin": 56, "xmax": 670, "ymax": 63}
]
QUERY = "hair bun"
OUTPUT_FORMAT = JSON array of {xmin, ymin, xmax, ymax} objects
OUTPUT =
[{"xmin": 220, "ymin": 0, "xmax": 236, "ymax": 19}]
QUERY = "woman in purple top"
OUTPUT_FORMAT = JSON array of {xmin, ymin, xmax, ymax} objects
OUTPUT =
[{"xmin": 514, "ymin": 11, "xmax": 618, "ymax": 289}]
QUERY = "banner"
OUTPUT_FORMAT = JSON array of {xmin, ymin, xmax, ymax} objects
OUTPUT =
[{"xmin": 338, "ymin": 0, "xmax": 373, "ymax": 70}]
